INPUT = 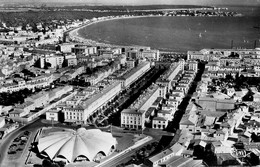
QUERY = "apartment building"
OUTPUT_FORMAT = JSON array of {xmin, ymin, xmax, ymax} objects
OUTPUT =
[
  {"xmin": 64, "ymin": 81, "xmax": 122, "ymax": 124},
  {"xmin": 71, "ymin": 46, "xmax": 97, "ymax": 55},
  {"xmin": 156, "ymin": 63, "xmax": 182, "ymax": 93},
  {"xmin": 121, "ymin": 109, "xmax": 145, "ymax": 130},
  {"xmin": 117, "ymin": 61, "xmax": 150, "ymax": 88},
  {"xmin": 188, "ymin": 60, "xmax": 198, "ymax": 72},
  {"xmin": 40, "ymin": 55, "xmax": 64, "ymax": 68}
]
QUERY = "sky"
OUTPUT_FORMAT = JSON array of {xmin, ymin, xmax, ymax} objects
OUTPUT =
[{"xmin": 2, "ymin": 0, "xmax": 260, "ymax": 6}]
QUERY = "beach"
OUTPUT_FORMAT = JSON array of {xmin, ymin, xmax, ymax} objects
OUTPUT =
[
  {"xmin": 69, "ymin": 6, "xmax": 260, "ymax": 52},
  {"xmin": 68, "ymin": 15, "xmax": 161, "ymax": 48}
]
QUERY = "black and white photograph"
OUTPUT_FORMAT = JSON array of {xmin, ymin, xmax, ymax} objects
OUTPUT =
[{"xmin": 0, "ymin": 0, "xmax": 259, "ymax": 166}]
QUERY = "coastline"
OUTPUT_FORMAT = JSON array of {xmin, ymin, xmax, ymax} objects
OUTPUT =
[
  {"xmin": 67, "ymin": 11, "xmax": 249, "ymax": 52},
  {"xmin": 68, "ymin": 15, "xmax": 163, "ymax": 49}
]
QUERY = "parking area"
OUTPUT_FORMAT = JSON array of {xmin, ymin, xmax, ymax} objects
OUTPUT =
[
  {"xmin": 1, "ymin": 130, "xmax": 34, "ymax": 167},
  {"xmin": 7, "ymin": 131, "xmax": 30, "ymax": 158}
]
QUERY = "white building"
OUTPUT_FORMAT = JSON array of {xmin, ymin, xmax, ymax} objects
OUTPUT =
[
  {"xmin": 121, "ymin": 109, "xmax": 145, "ymax": 130},
  {"xmin": 180, "ymin": 114, "xmax": 199, "ymax": 133},
  {"xmin": 0, "ymin": 117, "xmax": 5, "ymax": 129},
  {"xmin": 46, "ymin": 108, "xmax": 61, "ymax": 121},
  {"xmin": 40, "ymin": 55, "xmax": 64, "ymax": 68},
  {"xmin": 156, "ymin": 63, "xmax": 182, "ymax": 93},
  {"xmin": 9, "ymin": 101, "xmax": 35, "ymax": 118},
  {"xmin": 117, "ymin": 62, "xmax": 150, "ymax": 88},
  {"xmin": 146, "ymin": 143, "xmax": 184, "ymax": 167},
  {"xmin": 188, "ymin": 60, "xmax": 198, "ymax": 72},
  {"xmin": 152, "ymin": 117, "xmax": 168, "ymax": 129},
  {"xmin": 64, "ymin": 81, "xmax": 121, "ymax": 124},
  {"xmin": 152, "ymin": 109, "xmax": 172, "ymax": 129},
  {"xmin": 25, "ymin": 91, "xmax": 49, "ymax": 108},
  {"xmin": 131, "ymin": 84, "xmax": 161, "ymax": 112},
  {"xmin": 58, "ymin": 43, "xmax": 76, "ymax": 53},
  {"xmin": 72, "ymin": 46, "xmax": 97, "ymax": 55},
  {"xmin": 142, "ymin": 49, "xmax": 160, "ymax": 61},
  {"xmin": 166, "ymin": 99, "xmax": 180, "ymax": 114}
]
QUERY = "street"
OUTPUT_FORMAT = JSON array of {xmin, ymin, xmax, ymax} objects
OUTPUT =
[
  {"xmin": 97, "ymin": 138, "xmax": 154, "ymax": 167},
  {"xmin": 0, "ymin": 119, "xmax": 51, "ymax": 167}
]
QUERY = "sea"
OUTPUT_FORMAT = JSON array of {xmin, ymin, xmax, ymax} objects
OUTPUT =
[{"xmin": 78, "ymin": 6, "xmax": 260, "ymax": 52}]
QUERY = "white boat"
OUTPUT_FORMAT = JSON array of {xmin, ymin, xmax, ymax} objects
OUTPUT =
[{"xmin": 199, "ymin": 33, "xmax": 202, "ymax": 38}]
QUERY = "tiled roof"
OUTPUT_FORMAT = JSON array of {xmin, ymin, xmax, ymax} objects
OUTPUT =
[
  {"xmin": 121, "ymin": 109, "xmax": 139, "ymax": 114},
  {"xmin": 153, "ymin": 117, "xmax": 167, "ymax": 121},
  {"xmin": 180, "ymin": 119, "xmax": 195, "ymax": 126}
]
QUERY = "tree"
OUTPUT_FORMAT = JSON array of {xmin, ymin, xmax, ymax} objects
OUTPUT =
[
  {"xmin": 32, "ymin": 23, "xmax": 38, "ymax": 33},
  {"xmin": 251, "ymin": 132, "xmax": 260, "ymax": 142},
  {"xmin": 44, "ymin": 62, "xmax": 52, "ymax": 69},
  {"xmin": 56, "ymin": 161, "xmax": 66, "ymax": 167},
  {"xmin": 249, "ymin": 152, "xmax": 260, "ymax": 166},
  {"xmin": 242, "ymin": 89, "xmax": 254, "ymax": 101},
  {"xmin": 239, "ymin": 74, "xmax": 246, "ymax": 84},
  {"xmin": 225, "ymin": 74, "xmax": 234, "ymax": 82},
  {"xmin": 42, "ymin": 159, "xmax": 53, "ymax": 167}
]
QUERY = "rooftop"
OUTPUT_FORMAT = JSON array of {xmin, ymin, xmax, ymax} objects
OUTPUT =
[
  {"xmin": 216, "ymin": 153, "xmax": 236, "ymax": 161},
  {"xmin": 121, "ymin": 109, "xmax": 141, "ymax": 114},
  {"xmin": 15, "ymin": 101, "xmax": 34, "ymax": 109},
  {"xmin": 82, "ymin": 81, "xmax": 120, "ymax": 108},
  {"xmin": 153, "ymin": 97, "xmax": 164, "ymax": 105},
  {"xmin": 157, "ymin": 63, "xmax": 179, "ymax": 81},
  {"xmin": 160, "ymin": 156, "xmax": 203, "ymax": 167},
  {"xmin": 120, "ymin": 62, "xmax": 150, "ymax": 80},
  {"xmin": 130, "ymin": 84, "xmax": 159, "ymax": 110},
  {"xmin": 245, "ymin": 120, "xmax": 260, "ymax": 128},
  {"xmin": 197, "ymin": 97, "xmax": 235, "ymax": 111},
  {"xmin": 158, "ymin": 110, "xmax": 172, "ymax": 115},
  {"xmin": 149, "ymin": 149, "xmax": 174, "ymax": 163},
  {"xmin": 145, "ymin": 107, "xmax": 156, "ymax": 118},
  {"xmin": 153, "ymin": 117, "xmax": 167, "ymax": 121},
  {"xmin": 26, "ymin": 91, "xmax": 49, "ymax": 101},
  {"xmin": 198, "ymin": 110, "xmax": 226, "ymax": 118}
]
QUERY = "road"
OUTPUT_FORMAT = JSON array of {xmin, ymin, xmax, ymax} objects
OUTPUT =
[
  {"xmin": 97, "ymin": 138, "xmax": 153, "ymax": 167},
  {"xmin": 0, "ymin": 119, "xmax": 50, "ymax": 167},
  {"xmin": 99, "ymin": 149, "xmax": 137, "ymax": 167}
]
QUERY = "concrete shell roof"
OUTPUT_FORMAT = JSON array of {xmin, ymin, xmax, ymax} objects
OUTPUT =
[{"xmin": 38, "ymin": 128, "xmax": 116, "ymax": 163}]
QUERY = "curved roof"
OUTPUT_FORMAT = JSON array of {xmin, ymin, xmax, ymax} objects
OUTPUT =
[{"xmin": 38, "ymin": 128, "xmax": 117, "ymax": 163}]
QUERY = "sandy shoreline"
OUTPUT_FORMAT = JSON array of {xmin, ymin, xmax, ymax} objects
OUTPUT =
[
  {"xmin": 68, "ymin": 15, "xmax": 190, "ymax": 53},
  {"xmin": 68, "ymin": 15, "xmax": 161, "ymax": 49}
]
